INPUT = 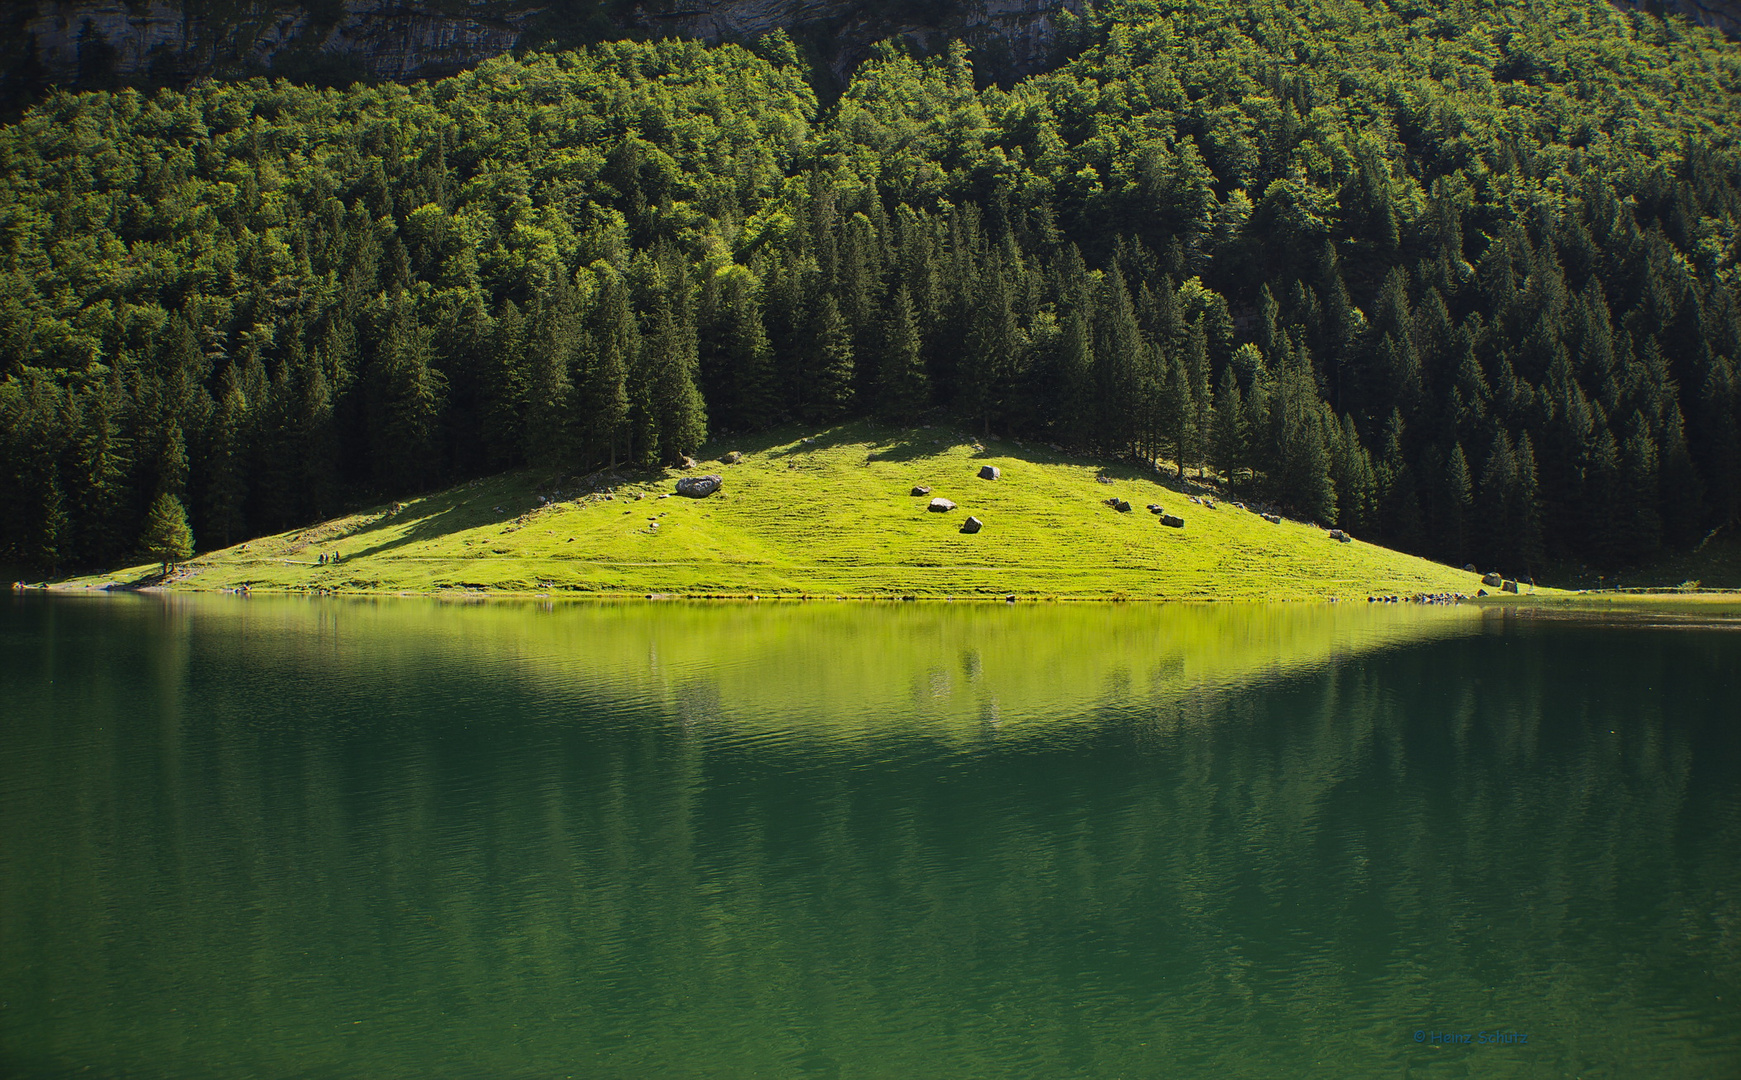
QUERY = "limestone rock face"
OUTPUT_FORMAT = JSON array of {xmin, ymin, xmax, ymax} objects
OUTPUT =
[
  {"xmin": 13, "ymin": 0, "xmax": 1081, "ymax": 93},
  {"xmin": 1624, "ymin": 0, "xmax": 1741, "ymax": 38}
]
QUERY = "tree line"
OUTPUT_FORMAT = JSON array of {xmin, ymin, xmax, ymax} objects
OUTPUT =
[{"xmin": 3, "ymin": 0, "xmax": 1739, "ymax": 577}]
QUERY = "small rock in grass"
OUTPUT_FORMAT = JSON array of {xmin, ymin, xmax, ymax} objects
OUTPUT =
[
  {"xmin": 978, "ymin": 465, "xmax": 1000, "ymax": 480},
  {"xmin": 1482, "ymin": 571, "xmax": 1504, "ymax": 587},
  {"xmin": 928, "ymin": 497, "xmax": 956, "ymax": 512},
  {"xmin": 723, "ymin": 451, "xmax": 743, "ymax": 464},
  {"xmin": 1263, "ymin": 513, "xmax": 1282, "ymax": 524},
  {"xmin": 1159, "ymin": 514, "xmax": 1185, "ymax": 528},
  {"xmin": 1329, "ymin": 529, "xmax": 1351, "ymax": 542},
  {"xmin": 912, "ymin": 486, "xmax": 932, "ymax": 496},
  {"xmin": 1502, "ymin": 579, "xmax": 1519, "ymax": 593},
  {"xmin": 960, "ymin": 516, "xmax": 983, "ymax": 534}
]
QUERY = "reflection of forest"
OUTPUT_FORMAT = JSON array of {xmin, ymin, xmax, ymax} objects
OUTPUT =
[{"xmin": 2, "ymin": 599, "xmax": 1738, "ymax": 1078}]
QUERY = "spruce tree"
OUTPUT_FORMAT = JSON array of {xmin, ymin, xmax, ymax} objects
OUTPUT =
[
  {"xmin": 648, "ymin": 287, "xmax": 707, "ymax": 462},
  {"xmin": 140, "ymin": 491, "xmax": 194, "ymax": 575},
  {"xmin": 807, "ymin": 293, "xmax": 856, "ymax": 423},
  {"xmin": 587, "ymin": 274, "xmax": 635, "ymax": 467},
  {"xmin": 205, "ymin": 385, "xmax": 249, "ymax": 548},
  {"xmin": 877, "ymin": 286, "xmax": 930, "ymax": 423},
  {"xmin": 1211, "ymin": 365, "xmax": 1248, "ymax": 491}
]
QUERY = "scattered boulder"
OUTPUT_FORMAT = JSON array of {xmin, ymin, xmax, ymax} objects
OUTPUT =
[
  {"xmin": 960, "ymin": 516, "xmax": 983, "ymax": 534},
  {"xmin": 1477, "ymin": 589, "xmax": 1489, "ymax": 597},
  {"xmin": 978, "ymin": 465, "xmax": 1000, "ymax": 480},
  {"xmin": 911, "ymin": 486, "xmax": 932, "ymax": 496},
  {"xmin": 928, "ymin": 497, "xmax": 957, "ymax": 512},
  {"xmin": 1329, "ymin": 529, "xmax": 1351, "ymax": 543},
  {"xmin": 723, "ymin": 451, "xmax": 743, "ymax": 464},
  {"xmin": 1263, "ymin": 513, "xmax": 1282, "ymax": 524},
  {"xmin": 1104, "ymin": 497, "xmax": 1132, "ymax": 512},
  {"xmin": 1159, "ymin": 514, "xmax": 1185, "ymax": 528},
  {"xmin": 1464, "ymin": 563, "xmax": 1477, "ymax": 573},
  {"xmin": 1502, "ymin": 579, "xmax": 1519, "ymax": 594},
  {"xmin": 675, "ymin": 475, "xmax": 723, "ymax": 498},
  {"xmin": 678, "ymin": 456, "xmax": 696, "ymax": 470},
  {"xmin": 1096, "ymin": 475, "xmax": 1115, "ymax": 485},
  {"xmin": 1482, "ymin": 572, "xmax": 1504, "ymax": 588}
]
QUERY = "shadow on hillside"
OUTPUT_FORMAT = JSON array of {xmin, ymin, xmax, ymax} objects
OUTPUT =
[{"xmin": 863, "ymin": 430, "xmax": 968, "ymax": 463}]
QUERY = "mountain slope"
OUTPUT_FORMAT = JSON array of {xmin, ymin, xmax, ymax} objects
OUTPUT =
[{"xmin": 64, "ymin": 423, "xmax": 1501, "ymax": 599}]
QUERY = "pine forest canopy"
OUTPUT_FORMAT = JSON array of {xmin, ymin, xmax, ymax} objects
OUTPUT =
[{"xmin": 2, "ymin": 0, "xmax": 1739, "ymax": 580}]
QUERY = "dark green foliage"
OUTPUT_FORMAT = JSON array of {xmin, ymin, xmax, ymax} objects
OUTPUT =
[{"xmin": 2, "ymin": 6, "xmax": 1739, "ymax": 574}]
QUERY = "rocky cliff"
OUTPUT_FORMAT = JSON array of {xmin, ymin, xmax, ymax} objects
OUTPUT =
[
  {"xmin": 4, "ymin": 0, "xmax": 1077, "ymax": 98},
  {"xmin": 1648, "ymin": 0, "xmax": 1741, "ymax": 36}
]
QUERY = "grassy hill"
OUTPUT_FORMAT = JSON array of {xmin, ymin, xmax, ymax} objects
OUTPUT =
[{"xmin": 62, "ymin": 423, "xmax": 1507, "ymax": 601}]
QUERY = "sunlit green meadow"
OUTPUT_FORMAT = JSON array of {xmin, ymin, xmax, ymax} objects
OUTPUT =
[{"xmin": 65, "ymin": 423, "xmax": 1495, "ymax": 601}]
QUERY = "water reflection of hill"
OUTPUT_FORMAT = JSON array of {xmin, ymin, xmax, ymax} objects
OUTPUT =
[{"xmin": 79, "ymin": 594, "xmax": 1483, "ymax": 739}]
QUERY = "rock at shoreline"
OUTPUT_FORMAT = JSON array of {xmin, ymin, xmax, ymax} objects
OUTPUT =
[
  {"xmin": 912, "ymin": 486, "xmax": 932, "ymax": 496},
  {"xmin": 1482, "ymin": 571, "xmax": 1504, "ymax": 587},
  {"xmin": 1502, "ymin": 579, "xmax": 1519, "ymax": 593},
  {"xmin": 928, "ymin": 497, "xmax": 956, "ymax": 512},
  {"xmin": 676, "ymin": 475, "xmax": 723, "ymax": 498},
  {"xmin": 978, "ymin": 465, "xmax": 1000, "ymax": 480},
  {"xmin": 960, "ymin": 516, "xmax": 983, "ymax": 534}
]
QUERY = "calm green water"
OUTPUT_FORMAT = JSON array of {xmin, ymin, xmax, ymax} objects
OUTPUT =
[{"xmin": 2, "ymin": 596, "xmax": 1738, "ymax": 1079}]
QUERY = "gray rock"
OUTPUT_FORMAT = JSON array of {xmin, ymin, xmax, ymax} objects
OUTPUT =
[
  {"xmin": 912, "ymin": 486, "xmax": 932, "ymax": 496},
  {"xmin": 675, "ymin": 475, "xmax": 722, "ymax": 498},
  {"xmin": 960, "ymin": 516, "xmax": 983, "ymax": 534},
  {"xmin": 1329, "ymin": 529, "xmax": 1351, "ymax": 542},
  {"xmin": 1263, "ymin": 513, "xmax": 1282, "ymax": 524},
  {"xmin": 1464, "ymin": 563, "xmax": 1477, "ymax": 573},
  {"xmin": 1159, "ymin": 514, "xmax": 1185, "ymax": 528},
  {"xmin": 928, "ymin": 497, "xmax": 957, "ymax": 512},
  {"xmin": 1502, "ymin": 579, "xmax": 1519, "ymax": 594},
  {"xmin": 1482, "ymin": 572, "xmax": 1504, "ymax": 588},
  {"xmin": 722, "ymin": 450, "xmax": 743, "ymax": 464},
  {"xmin": 978, "ymin": 465, "xmax": 1000, "ymax": 480}
]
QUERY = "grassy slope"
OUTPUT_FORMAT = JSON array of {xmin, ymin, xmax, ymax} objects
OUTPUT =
[{"xmin": 68, "ymin": 422, "xmax": 1505, "ymax": 600}]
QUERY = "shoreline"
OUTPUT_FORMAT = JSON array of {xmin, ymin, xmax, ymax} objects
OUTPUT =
[{"xmin": 17, "ymin": 578, "xmax": 1741, "ymax": 614}]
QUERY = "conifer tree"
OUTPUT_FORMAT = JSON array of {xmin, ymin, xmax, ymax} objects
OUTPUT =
[
  {"xmin": 140, "ymin": 491, "xmax": 193, "ymax": 575},
  {"xmin": 588, "ymin": 273, "xmax": 635, "ymax": 467},
  {"xmin": 1211, "ymin": 365, "xmax": 1248, "ymax": 491},
  {"xmin": 648, "ymin": 286, "xmax": 707, "ymax": 462},
  {"xmin": 876, "ymin": 286, "xmax": 929, "ymax": 423},
  {"xmin": 807, "ymin": 293, "xmax": 856, "ymax": 423},
  {"xmin": 205, "ymin": 385, "xmax": 248, "ymax": 548}
]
